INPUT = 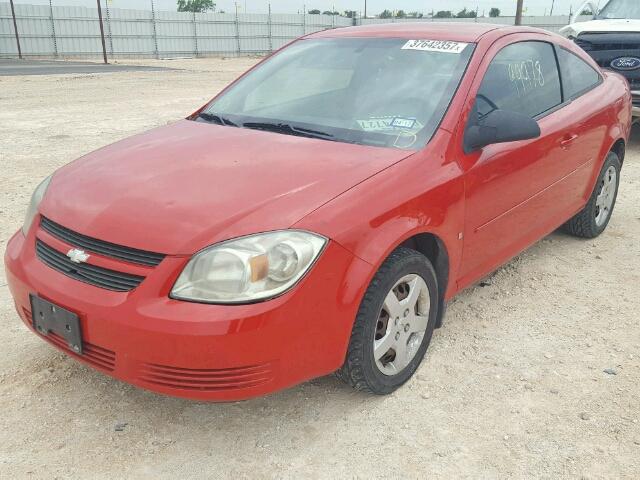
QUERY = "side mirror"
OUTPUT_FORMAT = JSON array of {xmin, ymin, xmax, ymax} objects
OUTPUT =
[{"xmin": 463, "ymin": 107, "xmax": 541, "ymax": 154}]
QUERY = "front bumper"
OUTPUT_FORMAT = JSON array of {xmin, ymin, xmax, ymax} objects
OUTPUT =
[{"xmin": 4, "ymin": 225, "xmax": 371, "ymax": 401}]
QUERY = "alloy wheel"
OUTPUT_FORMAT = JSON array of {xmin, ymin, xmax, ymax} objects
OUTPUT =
[{"xmin": 595, "ymin": 165, "xmax": 617, "ymax": 227}]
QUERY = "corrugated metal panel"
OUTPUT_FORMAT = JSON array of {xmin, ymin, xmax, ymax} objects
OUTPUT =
[
  {"xmin": 107, "ymin": 8, "xmax": 155, "ymax": 56},
  {"xmin": 155, "ymin": 11, "xmax": 194, "ymax": 56},
  {"xmin": 194, "ymin": 12, "xmax": 235, "ymax": 56},
  {"xmin": 53, "ymin": 6, "xmax": 103, "ymax": 56},
  {"xmin": 0, "ymin": 2, "xmax": 19, "ymax": 56},
  {"xmin": 9, "ymin": 4, "xmax": 53, "ymax": 56}
]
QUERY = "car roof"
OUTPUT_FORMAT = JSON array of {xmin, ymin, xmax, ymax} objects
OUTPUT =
[{"xmin": 308, "ymin": 22, "xmax": 548, "ymax": 43}]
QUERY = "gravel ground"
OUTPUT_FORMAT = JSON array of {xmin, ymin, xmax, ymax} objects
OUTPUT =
[{"xmin": 1, "ymin": 58, "xmax": 639, "ymax": 479}]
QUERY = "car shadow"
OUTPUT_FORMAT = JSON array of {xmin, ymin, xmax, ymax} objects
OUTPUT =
[
  {"xmin": 628, "ymin": 121, "xmax": 640, "ymax": 145},
  {"xmin": 15, "ymin": 339, "xmax": 382, "ymax": 416}
]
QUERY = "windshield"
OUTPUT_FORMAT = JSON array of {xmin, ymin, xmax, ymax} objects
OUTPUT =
[
  {"xmin": 200, "ymin": 38, "xmax": 474, "ymax": 149},
  {"xmin": 597, "ymin": 0, "xmax": 640, "ymax": 19}
]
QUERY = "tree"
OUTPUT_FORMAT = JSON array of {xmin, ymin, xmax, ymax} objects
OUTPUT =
[
  {"xmin": 456, "ymin": 8, "xmax": 477, "ymax": 18},
  {"xmin": 396, "ymin": 10, "xmax": 407, "ymax": 18},
  {"xmin": 344, "ymin": 10, "xmax": 357, "ymax": 18},
  {"xmin": 176, "ymin": 0, "xmax": 215, "ymax": 13},
  {"xmin": 308, "ymin": 9, "xmax": 321, "ymax": 14},
  {"xmin": 489, "ymin": 7, "xmax": 500, "ymax": 17},
  {"xmin": 581, "ymin": 8, "xmax": 593, "ymax": 15},
  {"xmin": 433, "ymin": 10, "xmax": 453, "ymax": 18},
  {"xmin": 407, "ymin": 11, "xmax": 423, "ymax": 18},
  {"xmin": 322, "ymin": 10, "xmax": 340, "ymax": 15},
  {"xmin": 379, "ymin": 9, "xmax": 393, "ymax": 18}
]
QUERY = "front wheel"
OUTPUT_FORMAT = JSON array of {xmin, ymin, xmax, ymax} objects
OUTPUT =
[
  {"xmin": 564, "ymin": 152, "xmax": 621, "ymax": 239},
  {"xmin": 336, "ymin": 247, "xmax": 438, "ymax": 395}
]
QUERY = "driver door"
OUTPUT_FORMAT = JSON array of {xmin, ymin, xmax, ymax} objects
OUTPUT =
[{"xmin": 456, "ymin": 39, "xmax": 569, "ymax": 289}]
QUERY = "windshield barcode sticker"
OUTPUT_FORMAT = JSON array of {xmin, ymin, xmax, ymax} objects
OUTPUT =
[{"xmin": 402, "ymin": 40, "xmax": 468, "ymax": 54}]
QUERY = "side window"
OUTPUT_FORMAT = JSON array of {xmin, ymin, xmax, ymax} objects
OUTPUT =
[
  {"xmin": 476, "ymin": 41, "xmax": 562, "ymax": 119},
  {"xmin": 556, "ymin": 47, "xmax": 601, "ymax": 99}
]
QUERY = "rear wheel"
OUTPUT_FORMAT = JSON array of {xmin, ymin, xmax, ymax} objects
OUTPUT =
[
  {"xmin": 564, "ymin": 152, "xmax": 621, "ymax": 239},
  {"xmin": 336, "ymin": 247, "xmax": 438, "ymax": 394}
]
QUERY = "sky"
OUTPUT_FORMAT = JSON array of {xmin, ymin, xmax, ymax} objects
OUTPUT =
[{"xmin": 15, "ymin": 0, "xmax": 608, "ymax": 16}]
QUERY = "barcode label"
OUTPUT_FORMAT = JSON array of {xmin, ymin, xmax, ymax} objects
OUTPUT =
[{"xmin": 402, "ymin": 39, "xmax": 469, "ymax": 54}]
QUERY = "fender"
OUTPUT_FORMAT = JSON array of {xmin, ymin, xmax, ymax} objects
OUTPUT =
[{"xmin": 294, "ymin": 129, "xmax": 465, "ymax": 303}]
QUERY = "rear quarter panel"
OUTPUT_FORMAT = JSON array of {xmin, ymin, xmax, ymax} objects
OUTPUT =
[{"xmin": 584, "ymin": 71, "xmax": 631, "ymax": 191}]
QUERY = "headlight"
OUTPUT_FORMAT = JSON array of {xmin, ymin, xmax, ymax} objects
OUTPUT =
[
  {"xmin": 22, "ymin": 175, "xmax": 52, "ymax": 235},
  {"xmin": 171, "ymin": 230, "xmax": 327, "ymax": 303}
]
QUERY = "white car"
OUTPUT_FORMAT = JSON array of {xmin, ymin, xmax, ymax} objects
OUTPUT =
[{"xmin": 560, "ymin": 0, "xmax": 640, "ymax": 117}]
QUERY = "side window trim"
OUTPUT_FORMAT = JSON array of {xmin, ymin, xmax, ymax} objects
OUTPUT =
[
  {"xmin": 532, "ymin": 43, "xmax": 570, "ymax": 121},
  {"xmin": 552, "ymin": 43, "xmax": 566, "ymax": 104},
  {"xmin": 529, "ymin": 40, "xmax": 565, "ymax": 120},
  {"xmin": 554, "ymin": 45, "xmax": 604, "ymax": 102}
]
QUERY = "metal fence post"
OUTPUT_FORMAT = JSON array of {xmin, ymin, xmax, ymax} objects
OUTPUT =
[
  {"xmin": 49, "ymin": 0, "xmax": 58, "ymax": 58},
  {"xmin": 150, "ymin": 0, "xmax": 159, "ymax": 59},
  {"xmin": 267, "ymin": 4, "xmax": 273, "ymax": 52},
  {"xmin": 9, "ymin": 0, "xmax": 22, "ymax": 59},
  {"xmin": 105, "ymin": 1, "xmax": 114, "ymax": 56},
  {"xmin": 234, "ymin": 4, "xmax": 241, "ymax": 56},
  {"xmin": 302, "ymin": 5, "xmax": 306, "ymax": 35},
  {"xmin": 192, "ymin": 11, "xmax": 198, "ymax": 57}
]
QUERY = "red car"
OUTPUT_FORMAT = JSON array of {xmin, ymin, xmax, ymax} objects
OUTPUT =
[{"xmin": 5, "ymin": 23, "xmax": 631, "ymax": 401}]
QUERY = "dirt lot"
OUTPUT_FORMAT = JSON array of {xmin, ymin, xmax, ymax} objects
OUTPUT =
[{"xmin": 1, "ymin": 58, "xmax": 639, "ymax": 479}]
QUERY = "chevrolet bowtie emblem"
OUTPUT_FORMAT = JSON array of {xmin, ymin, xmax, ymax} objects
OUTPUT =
[{"xmin": 67, "ymin": 248, "xmax": 90, "ymax": 264}]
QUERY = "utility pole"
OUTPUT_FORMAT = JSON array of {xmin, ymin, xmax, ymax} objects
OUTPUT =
[
  {"xmin": 9, "ymin": 0, "xmax": 22, "ymax": 59},
  {"xmin": 96, "ymin": 0, "xmax": 108, "ymax": 64},
  {"xmin": 550, "ymin": 0, "xmax": 555, "ymax": 16},
  {"xmin": 364, "ymin": 0, "xmax": 367, "ymax": 18},
  {"xmin": 515, "ymin": 0, "xmax": 524, "ymax": 25}
]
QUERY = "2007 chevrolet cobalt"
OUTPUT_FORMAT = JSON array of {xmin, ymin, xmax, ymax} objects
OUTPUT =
[{"xmin": 5, "ymin": 23, "xmax": 631, "ymax": 400}]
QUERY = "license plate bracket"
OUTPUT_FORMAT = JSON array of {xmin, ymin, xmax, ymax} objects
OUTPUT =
[{"xmin": 30, "ymin": 294, "xmax": 83, "ymax": 354}]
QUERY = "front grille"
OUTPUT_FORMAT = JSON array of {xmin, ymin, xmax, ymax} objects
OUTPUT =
[
  {"xmin": 36, "ymin": 239, "xmax": 144, "ymax": 292},
  {"xmin": 138, "ymin": 362, "xmax": 274, "ymax": 391},
  {"xmin": 575, "ymin": 32, "xmax": 640, "ymax": 52},
  {"xmin": 41, "ymin": 216, "xmax": 165, "ymax": 267},
  {"xmin": 575, "ymin": 38, "xmax": 640, "ymax": 51}
]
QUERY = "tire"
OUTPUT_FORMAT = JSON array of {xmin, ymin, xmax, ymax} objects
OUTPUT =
[
  {"xmin": 563, "ymin": 152, "xmax": 621, "ymax": 239},
  {"xmin": 336, "ymin": 247, "xmax": 439, "ymax": 395}
]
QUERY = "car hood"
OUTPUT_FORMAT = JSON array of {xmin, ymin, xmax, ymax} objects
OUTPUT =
[
  {"xmin": 560, "ymin": 19, "xmax": 640, "ymax": 36},
  {"xmin": 41, "ymin": 120, "xmax": 412, "ymax": 254}
]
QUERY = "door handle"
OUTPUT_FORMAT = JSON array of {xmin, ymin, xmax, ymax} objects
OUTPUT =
[{"xmin": 560, "ymin": 134, "xmax": 579, "ymax": 149}]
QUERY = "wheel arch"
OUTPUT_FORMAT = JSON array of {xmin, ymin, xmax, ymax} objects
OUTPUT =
[
  {"xmin": 397, "ymin": 232, "xmax": 450, "ymax": 329},
  {"xmin": 610, "ymin": 138, "xmax": 626, "ymax": 166}
]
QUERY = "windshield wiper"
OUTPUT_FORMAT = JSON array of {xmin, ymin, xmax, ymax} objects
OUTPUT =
[
  {"xmin": 197, "ymin": 112, "xmax": 238, "ymax": 127},
  {"xmin": 241, "ymin": 121, "xmax": 335, "ymax": 141}
]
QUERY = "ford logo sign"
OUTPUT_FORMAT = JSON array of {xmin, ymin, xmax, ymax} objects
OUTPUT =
[{"xmin": 611, "ymin": 57, "xmax": 640, "ymax": 71}]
